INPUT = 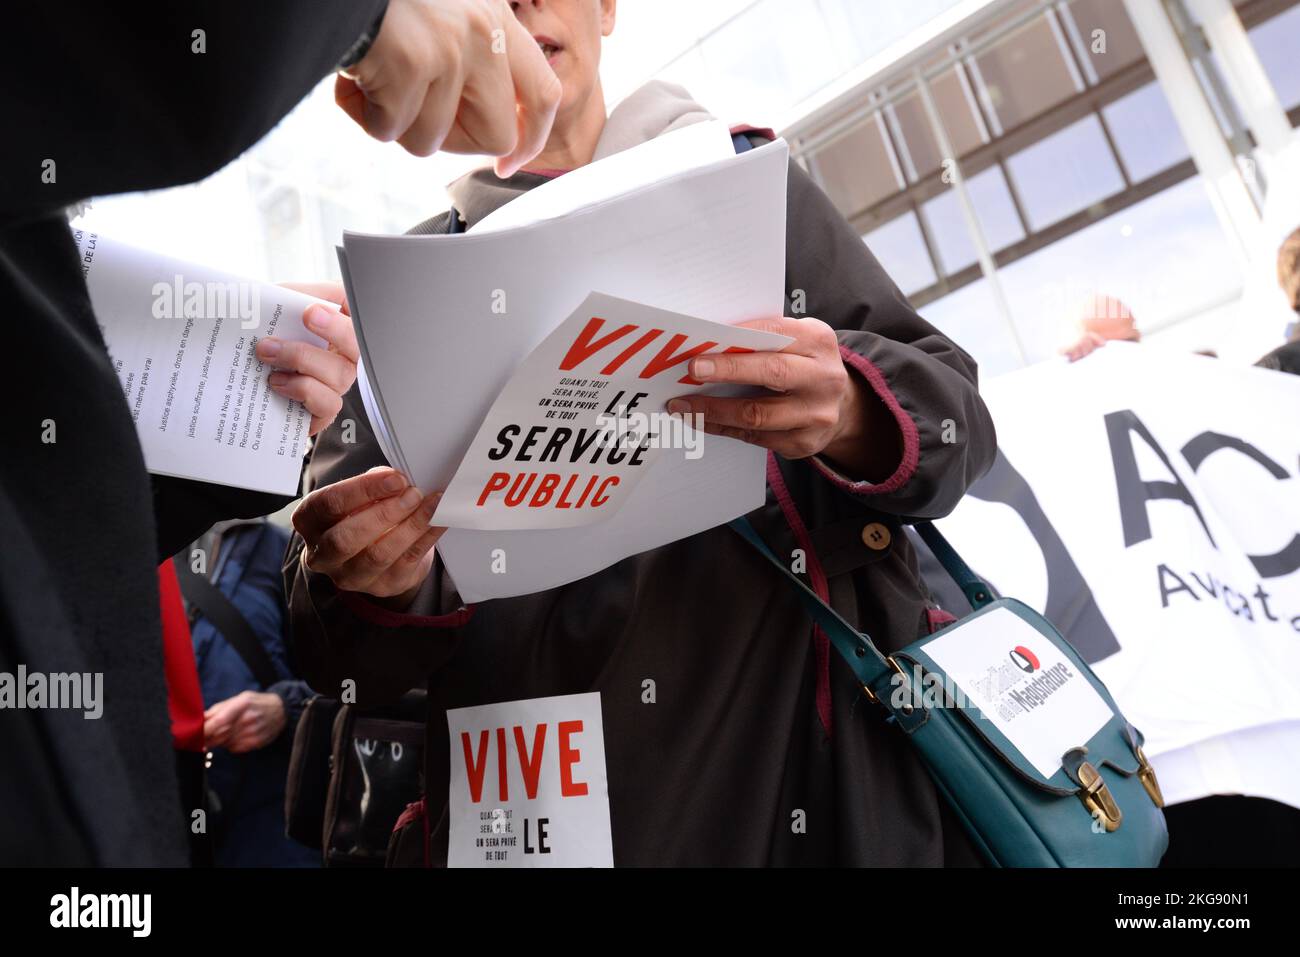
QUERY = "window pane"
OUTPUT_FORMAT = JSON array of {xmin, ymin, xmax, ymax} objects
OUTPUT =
[
  {"xmin": 920, "ymin": 165, "xmax": 1026, "ymax": 274},
  {"xmin": 929, "ymin": 67, "xmax": 988, "ymax": 158},
  {"xmin": 919, "ymin": 278, "xmax": 1024, "ymax": 376},
  {"xmin": 1249, "ymin": 5, "xmax": 1300, "ymax": 112},
  {"xmin": 1004, "ymin": 114, "xmax": 1126, "ymax": 229},
  {"xmin": 997, "ymin": 178, "xmax": 1244, "ymax": 362},
  {"xmin": 1102, "ymin": 81, "xmax": 1190, "ymax": 181},
  {"xmin": 888, "ymin": 67, "xmax": 986, "ymax": 179},
  {"xmin": 972, "ymin": 14, "xmax": 1081, "ymax": 130},
  {"xmin": 888, "ymin": 94, "xmax": 939, "ymax": 180},
  {"xmin": 862, "ymin": 212, "xmax": 937, "ymax": 296},
  {"xmin": 811, "ymin": 114, "xmax": 901, "ymax": 215},
  {"xmin": 1063, "ymin": 0, "xmax": 1145, "ymax": 81}
]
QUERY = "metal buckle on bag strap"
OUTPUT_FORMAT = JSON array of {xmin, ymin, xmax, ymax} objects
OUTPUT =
[
  {"xmin": 1135, "ymin": 745, "xmax": 1165, "ymax": 808},
  {"xmin": 860, "ymin": 657, "xmax": 911, "ymax": 713},
  {"xmin": 1077, "ymin": 761, "xmax": 1123, "ymax": 832}
]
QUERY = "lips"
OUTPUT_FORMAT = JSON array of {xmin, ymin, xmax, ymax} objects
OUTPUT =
[{"xmin": 533, "ymin": 34, "xmax": 563, "ymax": 63}]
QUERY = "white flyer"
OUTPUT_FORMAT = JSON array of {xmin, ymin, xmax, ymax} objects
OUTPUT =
[
  {"xmin": 72, "ymin": 230, "xmax": 325, "ymax": 495},
  {"xmin": 919, "ymin": 606, "xmax": 1113, "ymax": 779},
  {"xmin": 433, "ymin": 292, "xmax": 791, "ymax": 530},
  {"xmin": 447, "ymin": 692, "xmax": 613, "ymax": 868}
]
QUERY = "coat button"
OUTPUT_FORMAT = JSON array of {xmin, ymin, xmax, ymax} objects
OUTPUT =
[{"xmin": 861, "ymin": 522, "xmax": 891, "ymax": 551}]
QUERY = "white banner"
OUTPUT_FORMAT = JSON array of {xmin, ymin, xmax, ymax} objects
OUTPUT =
[{"xmin": 932, "ymin": 344, "xmax": 1300, "ymax": 808}]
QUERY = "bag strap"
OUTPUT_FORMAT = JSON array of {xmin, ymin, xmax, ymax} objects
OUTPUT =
[
  {"xmin": 912, "ymin": 521, "xmax": 995, "ymax": 610},
  {"xmin": 729, "ymin": 514, "xmax": 998, "ymax": 690},
  {"xmin": 729, "ymin": 517, "xmax": 896, "ymax": 693},
  {"xmin": 173, "ymin": 554, "xmax": 280, "ymax": 690}
]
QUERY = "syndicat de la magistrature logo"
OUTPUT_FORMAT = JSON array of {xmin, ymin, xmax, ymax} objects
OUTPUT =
[{"xmin": 1009, "ymin": 645, "xmax": 1041, "ymax": 674}]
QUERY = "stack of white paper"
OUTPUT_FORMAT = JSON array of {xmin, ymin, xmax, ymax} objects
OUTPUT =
[{"xmin": 340, "ymin": 121, "xmax": 790, "ymax": 601}]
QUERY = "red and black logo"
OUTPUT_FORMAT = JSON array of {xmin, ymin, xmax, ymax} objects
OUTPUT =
[{"xmin": 1009, "ymin": 645, "xmax": 1040, "ymax": 673}]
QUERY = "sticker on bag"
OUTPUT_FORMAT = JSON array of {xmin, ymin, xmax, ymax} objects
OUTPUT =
[
  {"xmin": 446, "ymin": 691, "xmax": 613, "ymax": 867},
  {"xmin": 918, "ymin": 606, "xmax": 1112, "ymax": 779}
]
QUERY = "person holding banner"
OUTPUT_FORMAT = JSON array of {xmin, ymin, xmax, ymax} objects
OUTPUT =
[
  {"xmin": 1061, "ymin": 294, "xmax": 1141, "ymax": 363},
  {"xmin": 285, "ymin": 0, "xmax": 999, "ymax": 867}
]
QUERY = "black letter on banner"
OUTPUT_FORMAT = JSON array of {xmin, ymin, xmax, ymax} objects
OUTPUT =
[
  {"xmin": 1105, "ymin": 410, "xmax": 1215, "ymax": 549},
  {"xmin": 1180, "ymin": 431, "xmax": 1300, "ymax": 579},
  {"xmin": 918, "ymin": 449, "xmax": 1121, "ymax": 662},
  {"xmin": 1157, "ymin": 564, "xmax": 1199, "ymax": 607}
]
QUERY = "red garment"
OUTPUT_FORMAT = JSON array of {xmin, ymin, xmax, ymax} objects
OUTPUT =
[{"xmin": 158, "ymin": 560, "xmax": 206, "ymax": 752}]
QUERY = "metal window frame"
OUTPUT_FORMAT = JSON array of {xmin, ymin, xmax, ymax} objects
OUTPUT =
[
  {"xmin": 840, "ymin": 56, "xmax": 1168, "ymax": 307},
  {"xmin": 794, "ymin": 0, "xmax": 1298, "ymax": 352}
]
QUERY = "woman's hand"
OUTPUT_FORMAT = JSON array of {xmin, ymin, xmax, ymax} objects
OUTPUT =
[
  {"xmin": 256, "ymin": 281, "xmax": 359, "ymax": 436},
  {"xmin": 292, "ymin": 466, "xmax": 445, "ymax": 608},
  {"xmin": 666, "ymin": 315, "xmax": 901, "ymax": 482}
]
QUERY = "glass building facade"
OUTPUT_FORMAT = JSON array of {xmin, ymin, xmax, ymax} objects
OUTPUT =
[
  {"xmin": 88, "ymin": 0, "xmax": 1300, "ymax": 374},
  {"xmin": 640, "ymin": 0, "xmax": 1300, "ymax": 371}
]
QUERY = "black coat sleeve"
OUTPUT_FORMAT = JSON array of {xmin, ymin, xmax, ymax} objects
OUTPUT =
[
  {"xmin": 152, "ymin": 476, "xmax": 296, "ymax": 561},
  {"xmin": 5, "ymin": 1, "xmax": 388, "ymax": 551},
  {"xmin": 2, "ymin": 0, "xmax": 387, "ymax": 221}
]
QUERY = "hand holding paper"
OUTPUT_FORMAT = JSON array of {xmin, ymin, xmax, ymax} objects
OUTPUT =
[
  {"xmin": 256, "ymin": 281, "xmax": 360, "ymax": 437},
  {"xmin": 293, "ymin": 466, "xmax": 444, "ymax": 603},
  {"xmin": 74, "ymin": 231, "xmax": 352, "ymax": 496},
  {"xmin": 433, "ymin": 292, "xmax": 792, "ymax": 530},
  {"xmin": 668, "ymin": 314, "xmax": 894, "ymax": 477}
]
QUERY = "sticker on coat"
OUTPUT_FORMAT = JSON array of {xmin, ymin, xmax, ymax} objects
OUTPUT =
[
  {"xmin": 919, "ymin": 606, "xmax": 1112, "ymax": 779},
  {"xmin": 446, "ymin": 691, "xmax": 613, "ymax": 867}
]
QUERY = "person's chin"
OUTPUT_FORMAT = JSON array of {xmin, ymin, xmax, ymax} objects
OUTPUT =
[{"xmin": 553, "ymin": 75, "xmax": 587, "ymax": 112}]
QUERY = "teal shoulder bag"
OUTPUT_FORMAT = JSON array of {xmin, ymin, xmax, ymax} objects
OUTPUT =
[{"xmin": 730, "ymin": 516, "xmax": 1169, "ymax": 867}]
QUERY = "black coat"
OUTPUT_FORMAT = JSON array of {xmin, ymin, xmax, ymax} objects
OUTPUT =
[{"xmin": 1, "ymin": 1, "xmax": 384, "ymax": 866}]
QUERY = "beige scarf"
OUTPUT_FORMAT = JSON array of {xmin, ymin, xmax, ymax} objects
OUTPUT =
[{"xmin": 446, "ymin": 80, "xmax": 714, "ymax": 228}]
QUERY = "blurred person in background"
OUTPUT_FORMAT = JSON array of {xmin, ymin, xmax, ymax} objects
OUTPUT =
[
  {"xmin": 1061, "ymin": 293, "xmax": 1141, "ymax": 363},
  {"xmin": 1063, "ymin": 227, "xmax": 1300, "ymax": 372},
  {"xmin": 176, "ymin": 520, "xmax": 318, "ymax": 867},
  {"xmin": 1255, "ymin": 226, "xmax": 1300, "ymax": 375}
]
